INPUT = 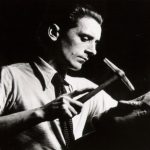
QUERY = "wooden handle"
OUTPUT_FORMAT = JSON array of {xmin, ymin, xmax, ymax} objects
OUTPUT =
[{"xmin": 77, "ymin": 75, "xmax": 118, "ymax": 103}]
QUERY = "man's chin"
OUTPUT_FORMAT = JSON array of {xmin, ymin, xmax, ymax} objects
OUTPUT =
[{"xmin": 69, "ymin": 64, "xmax": 82, "ymax": 71}]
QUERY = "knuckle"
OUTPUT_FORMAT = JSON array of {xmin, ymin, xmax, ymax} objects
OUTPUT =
[
  {"xmin": 64, "ymin": 97, "xmax": 72, "ymax": 104},
  {"xmin": 60, "ymin": 98, "xmax": 66, "ymax": 104},
  {"xmin": 64, "ymin": 109, "xmax": 69, "ymax": 114},
  {"xmin": 61, "ymin": 104, "xmax": 67, "ymax": 109}
]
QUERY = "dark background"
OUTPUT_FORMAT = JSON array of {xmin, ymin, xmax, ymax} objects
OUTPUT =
[{"xmin": 0, "ymin": 0, "xmax": 150, "ymax": 100}]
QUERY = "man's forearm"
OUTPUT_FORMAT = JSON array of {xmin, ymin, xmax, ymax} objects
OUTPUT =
[{"xmin": 0, "ymin": 108, "xmax": 44, "ymax": 138}]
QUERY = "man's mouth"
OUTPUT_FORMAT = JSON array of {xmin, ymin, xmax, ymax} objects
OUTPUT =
[{"xmin": 78, "ymin": 56, "xmax": 88, "ymax": 62}]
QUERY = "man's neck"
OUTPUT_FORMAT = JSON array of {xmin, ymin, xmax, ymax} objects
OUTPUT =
[{"xmin": 48, "ymin": 59, "xmax": 67, "ymax": 78}]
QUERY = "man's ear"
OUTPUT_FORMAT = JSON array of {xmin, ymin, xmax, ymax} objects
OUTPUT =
[{"xmin": 48, "ymin": 24, "xmax": 60, "ymax": 41}]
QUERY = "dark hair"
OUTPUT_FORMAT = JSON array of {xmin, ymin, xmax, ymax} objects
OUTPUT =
[
  {"xmin": 66, "ymin": 4, "xmax": 103, "ymax": 28},
  {"xmin": 38, "ymin": 2, "xmax": 102, "ymax": 43},
  {"xmin": 55, "ymin": 3, "xmax": 103, "ymax": 31}
]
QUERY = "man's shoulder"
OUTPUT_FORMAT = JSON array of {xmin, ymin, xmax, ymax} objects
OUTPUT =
[
  {"xmin": 0, "ymin": 62, "xmax": 32, "ymax": 78},
  {"xmin": 7, "ymin": 62, "xmax": 31, "ymax": 70}
]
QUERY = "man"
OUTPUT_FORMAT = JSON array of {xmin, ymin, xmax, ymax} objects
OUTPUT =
[{"xmin": 0, "ymin": 2, "xmax": 150, "ymax": 150}]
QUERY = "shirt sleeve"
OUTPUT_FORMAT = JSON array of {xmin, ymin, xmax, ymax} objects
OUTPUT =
[{"xmin": 0, "ymin": 66, "xmax": 15, "ymax": 115}]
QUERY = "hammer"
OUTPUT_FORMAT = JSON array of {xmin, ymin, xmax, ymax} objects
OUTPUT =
[{"xmin": 77, "ymin": 58, "xmax": 135, "ymax": 103}]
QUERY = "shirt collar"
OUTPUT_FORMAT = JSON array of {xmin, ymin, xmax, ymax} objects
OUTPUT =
[
  {"xmin": 31, "ymin": 57, "xmax": 57, "ymax": 90},
  {"xmin": 31, "ymin": 57, "xmax": 70, "ymax": 90}
]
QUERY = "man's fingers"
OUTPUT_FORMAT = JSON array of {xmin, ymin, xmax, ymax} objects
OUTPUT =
[
  {"xmin": 58, "ymin": 96, "xmax": 83, "ymax": 118},
  {"xmin": 60, "ymin": 103, "xmax": 79, "ymax": 119},
  {"xmin": 119, "ymin": 100, "xmax": 142, "ymax": 110},
  {"xmin": 61, "ymin": 104, "xmax": 73, "ymax": 118},
  {"xmin": 68, "ymin": 87, "xmax": 95, "ymax": 98},
  {"xmin": 61, "ymin": 95, "xmax": 83, "ymax": 110}
]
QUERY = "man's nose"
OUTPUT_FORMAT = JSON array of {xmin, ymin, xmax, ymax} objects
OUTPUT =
[{"xmin": 85, "ymin": 42, "xmax": 97, "ymax": 56}]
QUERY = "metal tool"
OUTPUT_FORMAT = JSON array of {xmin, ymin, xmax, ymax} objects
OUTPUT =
[{"xmin": 78, "ymin": 58, "xmax": 135, "ymax": 103}]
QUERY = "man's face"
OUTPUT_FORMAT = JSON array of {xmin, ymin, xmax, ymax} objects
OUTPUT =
[{"xmin": 59, "ymin": 17, "xmax": 101, "ymax": 71}]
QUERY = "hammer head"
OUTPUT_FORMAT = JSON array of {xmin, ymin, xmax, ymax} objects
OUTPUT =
[{"xmin": 104, "ymin": 58, "xmax": 135, "ymax": 91}]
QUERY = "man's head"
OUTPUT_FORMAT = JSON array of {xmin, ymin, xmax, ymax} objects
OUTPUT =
[{"xmin": 39, "ymin": 3, "xmax": 102, "ymax": 71}]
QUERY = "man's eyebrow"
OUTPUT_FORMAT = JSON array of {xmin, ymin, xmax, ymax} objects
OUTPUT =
[{"xmin": 79, "ymin": 32, "xmax": 91, "ymax": 37}]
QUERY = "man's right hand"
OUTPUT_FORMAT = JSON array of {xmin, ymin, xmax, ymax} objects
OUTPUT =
[{"xmin": 40, "ymin": 87, "xmax": 94, "ymax": 121}]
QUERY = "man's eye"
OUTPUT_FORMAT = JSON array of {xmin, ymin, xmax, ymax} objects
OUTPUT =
[{"xmin": 80, "ymin": 36, "xmax": 89, "ymax": 42}]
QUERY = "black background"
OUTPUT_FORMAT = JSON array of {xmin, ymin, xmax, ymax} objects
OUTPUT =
[{"xmin": 0, "ymin": 0, "xmax": 150, "ymax": 100}]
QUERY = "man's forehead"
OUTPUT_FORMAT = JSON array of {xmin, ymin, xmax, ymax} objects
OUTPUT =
[{"xmin": 76, "ymin": 17, "xmax": 101, "ymax": 40}]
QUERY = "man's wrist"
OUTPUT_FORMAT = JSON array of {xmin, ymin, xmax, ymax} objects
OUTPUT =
[{"xmin": 34, "ymin": 108, "xmax": 45, "ymax": 122}]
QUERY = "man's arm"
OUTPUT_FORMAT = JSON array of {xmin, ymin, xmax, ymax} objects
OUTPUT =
[
  {"xmin": 0, "ymin": 108, "xmax": 43, "ymax": 138},
  {"xmin": 93, "ymin": 91, "xmax": 150, "ymax": 132},
  {"xmin": 0, "ymin": 88, "xmax": 92, "ymax": 139}
]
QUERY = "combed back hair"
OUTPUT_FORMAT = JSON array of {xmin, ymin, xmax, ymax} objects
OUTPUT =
[
  {"xmin": 37, "ymin": 2, "xmax": 103, "ymax": 46},
  {"xmin": 68, "ymin": 4, "xmax": 103, "ymax": 27}
]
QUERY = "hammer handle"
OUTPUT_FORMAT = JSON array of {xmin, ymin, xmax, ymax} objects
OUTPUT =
[{"xmin": 77, "ymin": 75, "xmax": 118, "ymax": 103}]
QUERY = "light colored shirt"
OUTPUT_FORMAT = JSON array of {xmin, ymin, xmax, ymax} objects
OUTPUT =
[{"xmin": 0, "ymin": 57, "xmax": 117, "ymax": 150}]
